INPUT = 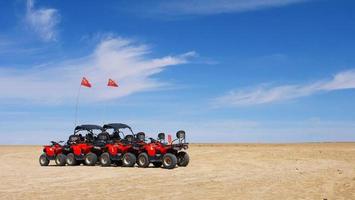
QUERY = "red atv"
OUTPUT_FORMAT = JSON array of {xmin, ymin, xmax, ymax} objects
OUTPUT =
[
  {"xmin": 65, "ymin": 124, "xmax": 103, "ymax": 166},
  {"xmin": 98, "ymin": 123, "xmax": 144, "ymax": 167},
  {"xmin": 39, "ymin": 140, "xmax": 68, "ymax": 166},
  {"xmin": 137, "ymin": 131, "xmax": 189, "ymax": 169}
]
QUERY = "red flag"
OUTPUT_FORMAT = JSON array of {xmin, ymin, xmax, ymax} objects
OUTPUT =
[
  {"xmin": 107, "ymin": 78, "xmax": 118, "ymax": 87},
  {"xmin": 167, "ymin": 134, "xmax": 172, "ymax": 144},
  {"xmin": 81, "ymin": 77, "xmax": 91, "ymax": 88}
]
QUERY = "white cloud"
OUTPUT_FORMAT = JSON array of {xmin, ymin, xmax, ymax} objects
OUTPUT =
[
  {"xmin": 0, "ymin": 37, "xmax": 195, "ymax": 104},
  {"xmin": 153, "ymin": 0, "xmax": 308, "ymax": 15},
  {"xmin": 25, "ymin": 0, "xmax": 60, "ymax": 41},
  {"xmin": 214, "ymin": 70, "xmax": 355, "ymax": 107}
]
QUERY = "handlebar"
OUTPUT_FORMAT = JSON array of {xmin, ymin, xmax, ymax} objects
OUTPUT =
[{"xmin": 50, "ymin": 141, "xmax": 64, "ymax": 145}]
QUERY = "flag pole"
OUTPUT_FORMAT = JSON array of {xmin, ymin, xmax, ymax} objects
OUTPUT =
[
  {"xmin": 102, "ymin": 80, "xmax": 110, "ymax": 125},
  {"xmin": 74, "ymin": 82, "xmax": 82, "ymax": 127},
  {"xmin": 102, "ymin": 96, "xmax": 107, "ymax": 125},
  {"xmin": 75, "ymin": 77, "xmax": 91, "ymax": 127},
  {"xmin": 104, "ymin": 79, "xmax": 119, "ymax": 125}
]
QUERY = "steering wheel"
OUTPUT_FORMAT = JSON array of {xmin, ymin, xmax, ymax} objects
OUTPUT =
[{"xmin": 51, "ymin": 140, "xmax": 64, "ymax": 145}]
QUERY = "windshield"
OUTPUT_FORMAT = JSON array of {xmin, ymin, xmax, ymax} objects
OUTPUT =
[
  {"xmin": 120, "ymin": 128, "xmax": 133, "ymax": 136},
  {"xmin": 106, "ymin": 128, "xmax": 133, "ymax": 136},
  {"xmin": 91, "ymin": 129, "xmax": 103, "ymax": 135},
  {"xmin": 75, "ymin": 129, "xmax": 102, "ymax": 136}
]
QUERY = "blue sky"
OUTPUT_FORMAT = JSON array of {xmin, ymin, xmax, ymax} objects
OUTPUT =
[{"xmin": 1, "ymin": 0, "xmax": 355, "ymax": 144}]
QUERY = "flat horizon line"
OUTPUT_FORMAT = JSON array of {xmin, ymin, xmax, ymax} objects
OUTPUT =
[{"xmin": 1, "ymin": 141, "xmax": 355, "ymax": 146}]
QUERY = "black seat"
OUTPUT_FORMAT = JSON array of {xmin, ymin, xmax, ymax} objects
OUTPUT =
[
  {"xmin": 122, "ymin": 135, "xmax": 134, "ymax": 144},
  {"xmin": 94, "ymin": 132, "xmax": 110, "ymax": 147},
  {"xmin": 136, "ymin": 132, "xmax": 145, "ymax": 142},
  {"xmin": 111, "ymin": 131, "xmax": 121, "ymax": 141},
  {"xmin": 158, "ymin": 133, "xmax": 165, "ymax": 141},
  {"xmin": 85, "ymin": 133, "xmax": 94, "ymax": 143},
  {"xmin": 68, "ymin": 134, "xmax": 81, "ymax": 145}
]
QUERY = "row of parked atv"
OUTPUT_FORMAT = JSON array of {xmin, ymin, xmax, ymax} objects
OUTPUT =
[{"xmin": 39, "ymin": 123, "xmax": 189, "ymax": 169}]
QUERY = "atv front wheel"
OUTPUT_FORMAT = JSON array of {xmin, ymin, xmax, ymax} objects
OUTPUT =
[
  {"xmin": 122, "ymin": 152, "xmax": 136, "ymax": 167},
  {"xmin": 39, "ymin": 153, "xmax": 49, "ymax": 166},
  {"xmin": 99, "ymin": 152, "xmax": 111, "ymax": 167},
  {"xmin": 84, "ymin": 153, "xmax": 97, "ymax": 166},
  {"xmin": 162, "ymin": 153, "xmax": 177, "ymax": 169},
  {"xmin": 177, "ymin": 152, "xmax": 190, "ymax": 167},
  {"xmin": 137, "ymin": 152, "xmax": 150, "ymax": 168},
  {"xmin": 55, "ymin": 154, "xmax": 66, "ymax": 166},
  {"xmin": 66, "ymin": 153, "xmax": 77, "ymax": 166}
]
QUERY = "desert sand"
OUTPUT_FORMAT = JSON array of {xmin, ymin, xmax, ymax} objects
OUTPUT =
[{"xmin": 0, "ymin": 143, "xmax": 354, "ymax": 200}]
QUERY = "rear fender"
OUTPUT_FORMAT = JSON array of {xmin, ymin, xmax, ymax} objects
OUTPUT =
[
  {"xmin": 155, "ymin": 143, "xmax": 168, "ymax": 154},
  {"xmin": 54, "ymin": 145, "xmax": 63, "ymax": 155},
  {"xmin": 71, "ymin": 145, "xmax": 82, "ymax": 155},
  {"xmin": 107, "ymin": 144, "xmax": 118, "ymax": 156},
  {"xmin": 79, "ymin": 144, "xmax": 93, "ymax": 154},
  {"xmin": 44, "ymin": 146, "xmax": 55, "ymax": 157},
  {"xmin": 146, "ymin": 143, "xmax": 156, "ymax": 157}
]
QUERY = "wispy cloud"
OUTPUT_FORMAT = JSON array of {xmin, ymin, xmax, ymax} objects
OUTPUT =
[
  {"xmin": 140, "ymin": 0, "xmax": 308, "ymax": 16},
  {"xmin": 214, "ymin": 70, "xmax": 355, "ymax": 107},
  {"xmin": 25, "ymin": 0, "xmax": 60, "ymax": 42},
  {"xmin": 0, "ymin": 36, "xmax": 45, "ymax": 56},
  {"xmin": 0, "ymin": 36, "xmax": 196, "ymax": 104}
]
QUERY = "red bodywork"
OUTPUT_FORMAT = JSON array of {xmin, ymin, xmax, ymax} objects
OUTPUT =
[
  {"xmin": 142, "ymin": 140, "xmax": 188, "ymax": 157},
  {"xmin": 145, "ymin": 142, "xmax": 168, "ymax": 157},
  {"xmin": 70, "ymin": 143, "xmax": 93, "ymax": 156},
  {"xmin": 105, "ymin": 140, "xmax": 146, "ymax": 157},
  {"xmin": 43, "ymin": 144, "xmax": 63, "ymax": 157},
  {"xmin": 105, "ymin": 143, "xmax": 133, "ymax": 156}
]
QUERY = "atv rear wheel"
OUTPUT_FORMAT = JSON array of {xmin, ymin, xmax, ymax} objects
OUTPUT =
[
  {"xmin": 84, "ymin": 153, "xmax": 97, "ymax": 166},
  {"xmin": 177, "ymin": 152, "xmax": 190, "ymax": 167},
  {"xmin": 162, "ymin": 153, "xmax": 177, "ymax": 169},
  {"xmin": 66, "ymin": 153, "xmax": 77, "ymax": 166},
  {"xmin": 137, "ymin": 152, "xmax": 149, "ymax": 168},
  {"xmin": 99, "ymin": 152, "xmax": 111, "ymax": 167},
  {"xmin": 152, "ymin": 162, "xmax": 162, "ymax": 168},
  {"xmin": 122, "ymin": 152, "xmax": 136, "ymax": 167},
  {"xmin": 55, "ymin": 154, "xmax": 66, "ymax": 166},
  {"xmin": 39, "ymin": 153, "xmax": 49, "ymax": 166}
]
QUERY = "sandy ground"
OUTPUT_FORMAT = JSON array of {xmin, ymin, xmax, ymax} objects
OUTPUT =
[{"xmin": 0, "ymin": 144, "xmax": 354, "ymax": 200}]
